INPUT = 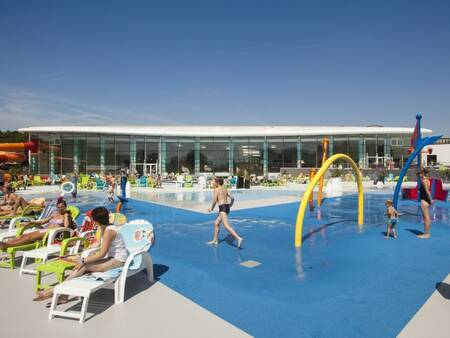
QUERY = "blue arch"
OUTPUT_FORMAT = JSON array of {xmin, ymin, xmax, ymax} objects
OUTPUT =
[{"xmin": 393, "ymin": 135, "xmax": 442, "ymax": 209}]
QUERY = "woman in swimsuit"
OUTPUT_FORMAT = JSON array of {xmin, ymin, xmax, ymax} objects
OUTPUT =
[
  {"xmin": 417, "ymin": 169, "xmax": 433, "ymax": 239},
  {"xmin": 0, "ymin": 200, "xmax": 74, "ymax": 250},
  {"xmin": 33, "ymin": 206, "xmax": 129, "ymax": 302}
]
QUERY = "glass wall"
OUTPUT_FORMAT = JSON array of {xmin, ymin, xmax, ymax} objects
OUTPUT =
[
  {"xmin": 268, "ymin": 138, "xmax": 283, "ymax": 172},
  {"xmin": 301, "ymin": 138, "xmax": 317, "ymax": 168},
  {"xmin": 28, "ymin": 132, "xmax": 418, "ymax": 175},
  {"xmin": 268, "ymin": 138, "xmax": 298, "ymax": 172},
  {"xmin": 200, "ymin": 138, "xmax": 229, "ymax": 174},
  {"xmin": 165, "ymin": 138, "xmax": 195, "ymax": 174},
  {"xmin": 115, "ymin": 136, "xmax": 130, "ymax": 173},
  {"xmin": 348, "ymin": 137, "xmax": 359, "ymax": 164},
  {"xmin": 233, "ymin": 138, "xmax": 264, "ymax": 175},
  {"xmin": 104, "ymin": 136, "xmax": 116, "ymax": 174},
  {"xmin": 178, "ymin": 139, "xmax": 195, "ymax": 174},
  {"xmin": 61, "ymin": 135, "xmax": 74, "ymax": 174},
  {"xmin": 38, "ymin": 134, "xmax": 50, "ymax": 175},
  {"xmin": 86, "ymin": 136, "xmax": 100, "ymax": 173}
]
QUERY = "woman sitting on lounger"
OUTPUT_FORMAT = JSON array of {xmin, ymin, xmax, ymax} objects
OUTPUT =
[
  {"xmin": 0, "ymin": 186, "xmax": 45, "ymax": 216},
  {"xmin": 33, "ymin": 206, "xmax": 129, "ymax": 302},
  {"xmin": 0, "ymin": 199, "xmax": 74, "ymax": 250}
]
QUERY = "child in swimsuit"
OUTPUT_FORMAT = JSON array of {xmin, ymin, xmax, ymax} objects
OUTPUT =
[
  {"xmin": 385, "ymin": 199, "xmax": 398, "ymax": 239},
  {"xmin": 107, "ymin": 179, "xmax": 116, "ymax": 202}
]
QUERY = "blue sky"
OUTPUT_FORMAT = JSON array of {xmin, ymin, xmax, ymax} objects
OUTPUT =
[{"xmin": 0, "ymin": 0, "xmax": 449, "ymax": 134}]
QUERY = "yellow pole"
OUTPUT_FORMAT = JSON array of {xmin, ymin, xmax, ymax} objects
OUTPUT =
[
  {"xmin": 295, "ymin": 154, "xmax": 364, "ymax": 247},
  {"xmin": 317, "ymin": 138, "xmax": 329, "ymax": 207}
]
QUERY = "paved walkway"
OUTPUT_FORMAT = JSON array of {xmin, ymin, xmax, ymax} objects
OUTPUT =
[
  {"xmin": 398, "ymin": 273, "xmax": 450, "ymax": 338},
  {"xmin": 0, "ymin": 267, "xmax": 250, "ymax": 338}
]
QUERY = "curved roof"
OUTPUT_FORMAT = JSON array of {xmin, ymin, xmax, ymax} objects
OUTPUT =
[{"xmin": 18, "ymin": 125, "xmax": 432, "ymax": 137}]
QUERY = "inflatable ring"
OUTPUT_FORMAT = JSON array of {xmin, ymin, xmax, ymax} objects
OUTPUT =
[{"xmin": 61, "ymin": 181, "xmax": 75, "ymax": 194}]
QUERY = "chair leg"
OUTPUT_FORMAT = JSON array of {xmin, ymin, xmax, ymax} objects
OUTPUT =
[
  {"xmin": 143, "ymin": 254, "xmax": 154, "ymax": 283},
  {"xmin": 9, "ymin": 252, "xmax": 15, "ymax": 270},
  {"xmin": 114, "ymin": 279, "xmax": 121, "ymax": 304},
  {"xmin": 48, "ymin": 293, "xmax": 58, "ymax": 320},
  {"xmin": 19, "ymin": 254, "xmax": 28, "ymax": 275},
  {"xmin": 35, "ymin": 270, "xmax": 42, "ymax": 292},
  {"xmin": 80, "ymin": 296, "xmax": 89, "ymax": 323}
]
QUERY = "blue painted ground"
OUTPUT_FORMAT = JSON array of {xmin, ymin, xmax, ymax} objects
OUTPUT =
[{"xmin": 42, "ymin": 192, "xmax": 450, "ymax": 337}]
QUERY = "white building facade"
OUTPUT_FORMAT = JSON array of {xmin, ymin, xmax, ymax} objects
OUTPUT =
[{"xmin": 18, "ymin": 125, "xmax": 432, "ymax": 176}]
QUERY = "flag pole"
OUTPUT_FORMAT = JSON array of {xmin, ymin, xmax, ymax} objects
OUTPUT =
[{"xmin": 416, "ymin": 113, "xmax": 422, "ymax": 203}]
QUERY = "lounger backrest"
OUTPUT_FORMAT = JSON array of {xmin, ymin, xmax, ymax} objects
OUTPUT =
[
  {"xmin": 39, "ymin": 204, "xmax": 56, "ymax": 220},
  {"xmin": 118, "ymin": 219, "xmax": 154, "ymax": 271},
  {"xmin": 120, "ymin": 219, "xmax": 154, "ymax": 253}
]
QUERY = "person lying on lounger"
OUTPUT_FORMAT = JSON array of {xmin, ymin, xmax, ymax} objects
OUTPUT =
[
  {"xmin": 0, "ymin": 199, "xmax": 74, "ymax": 251},
  {"xmin": 33, "ymin": 206, "xmax": 130, "ymax": 302},
  {"xmin": 0, "ymin": 186, "xmax": 45, "ymax": 217}
]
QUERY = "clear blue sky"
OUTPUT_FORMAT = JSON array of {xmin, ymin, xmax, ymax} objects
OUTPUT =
[{"xmin": 0, "ymin": 0, "xmax": 449, "ymax": 134}]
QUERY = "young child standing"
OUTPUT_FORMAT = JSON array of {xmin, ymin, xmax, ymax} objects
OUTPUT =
[
  {"xmin": 385, "ymin": 199, "xmax": 399, "ymax": 239},
  {"xmin": 107, "ymin": 178, "xmax": 116, "ymax": 202}
]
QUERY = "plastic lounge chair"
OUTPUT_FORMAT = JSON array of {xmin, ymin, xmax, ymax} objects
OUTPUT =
[
  {"xmin": 402, "ymin": 178, "xmax": 449, "ymax": 202},
  {"xmin": 0, "ymin": 202, "xmax": 46, "ymax": 237},
  {"xmin": 138, "ymin": 176, "xmax": 147, "ymax": 187},
  {"xmin": 184, "ymin": 175, "xmax": 193, "ymax": 188},
  {"xmin": 48, "ymin": 219, "xmax": 155, "ymax": 323},
  {"xmin": 35, "ymin": 212, "xmax": 126, "ymax": 292},
  {"xmin": 18, "ymin": 206, "xmax": 80, "ymax": 275},
  {"xmin": 0, "ymin": 206, "xmax": 79, "ymax": 270},
  {"xmin": 95, "ymin": 178, "xmax": 106, "ymax": 190},
  {"xmin": 33, "ymin": 176, "xmax": 44, "ymax": 186},
  {"xmin": 0, "ymin": 203, "xmax": 55, "ymax": 241},
  {"xmin": 129, "ymin": 177, "xmax": 137, "ymax": 187},
  {"xmin": 79, "ymin": 176, "xmax": 90, "ymax": 190},
  {"xmin": 176, "ymin": 175, "xmax": 184, "ymax": 188}
]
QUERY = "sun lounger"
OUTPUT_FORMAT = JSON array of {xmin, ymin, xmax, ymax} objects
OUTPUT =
[
  {"xmin": 34, "ymin": 212, "xmax": 126, "ymax": 291},
  {"xmin": 48, "ymin": 219, "xmax": 155, "ymax": 323},
  {"xmin": 0, "ymin": 206, "xmax": 78, "ymax": 270},
  {"xmin": 18, "ymin": 206, "xmax": 80, "ymax": 275},
  {"xmin": 0, "ymin": 203, "xmax": 55, "ymax": 241}
]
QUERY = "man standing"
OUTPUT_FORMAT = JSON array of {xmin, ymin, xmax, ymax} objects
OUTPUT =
[{"xmin": 207, "ymin": 177, "xmax": 243, "ymax": 248}]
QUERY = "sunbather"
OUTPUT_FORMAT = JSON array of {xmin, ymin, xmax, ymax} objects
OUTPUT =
[
  {"xmin": 0, "ymin": 186, "xmax": 45, "ymax": 217},
  {"xmin": 0, "ymin": 199, "xmax": 74, "ymax": 250},
  {"xmin": 33, "ymin": 206, "xmax": 129, "ymax": 302}
]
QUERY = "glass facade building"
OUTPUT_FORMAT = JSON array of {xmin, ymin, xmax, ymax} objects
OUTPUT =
[{"xmin": 20, "ymin": 126, "xmax": 428, "ymax": 176}]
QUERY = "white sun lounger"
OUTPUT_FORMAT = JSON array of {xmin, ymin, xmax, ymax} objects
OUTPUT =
[
  {"xmin": 19, "ymin": 229, "xmax": 96, "ymax": 276},
  {"xmin": 48, "ymin": 219, "xmax": 155, "ymax": 323},
  {"xmin": 0, "ymin": 204, "xmax": 56, "ymax": 241}
]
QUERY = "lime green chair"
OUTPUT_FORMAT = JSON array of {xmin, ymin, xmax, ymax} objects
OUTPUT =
[
  {"xmin": 0, "ymin": 206, "xmax": 79, "ymax": 270},
  {"xmin": 183, "ymin": 175, "xmax": 194, "ymax": 188},
  {"xmin": 0, "ymin": 203, "xmax": 44, "ymax": 224},
  {"xmin": 35, "ymin": 234, "xmax": 92, "ymax": 291},
  {"xmin": 35, "ymin": 212, "xmax": 125, "ymax": 291},
  {"xmin": 33, "ymin": 175, "xmax": 44, "ymax": 186},
  {"xmin": 79, "ymin": 175, "xmax": 90, "ymax": 189}
]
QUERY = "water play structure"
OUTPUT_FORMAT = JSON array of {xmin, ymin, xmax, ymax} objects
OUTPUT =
[
  {"xmin": 295, "ymin": 154, "xmax": 364, "ymax": 248},
  {"xmin": 0, "ymin": 142, "xmax": 36, "ymax": 164},
  {"xmin": 0, "ymin": 152, "xmax": 26, "ymax": 163},
  {"xmin": 0, "ymin": 142, "xmax": 36, "ymax": 152},
  {"xmin": 317, "ymin": 137, "xmax": 329, "ymax": 207},
  {"xmin": 392, "ymin": 114, "xmax": 443, "ymax": 209}
]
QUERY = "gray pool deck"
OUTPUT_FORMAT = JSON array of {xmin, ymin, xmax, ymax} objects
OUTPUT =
[
  {"xmin": 2, "ymin": 183, "xmax": 450, "ymax": 337},
  {"xmin": 0, "ymin": 267, "xmax": 250, "ymax": 338}
]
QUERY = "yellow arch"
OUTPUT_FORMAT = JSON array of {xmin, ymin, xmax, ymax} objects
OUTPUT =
[{"xmin": 295, "ymin": 154, "xmax": 364, "ymax": 248}]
